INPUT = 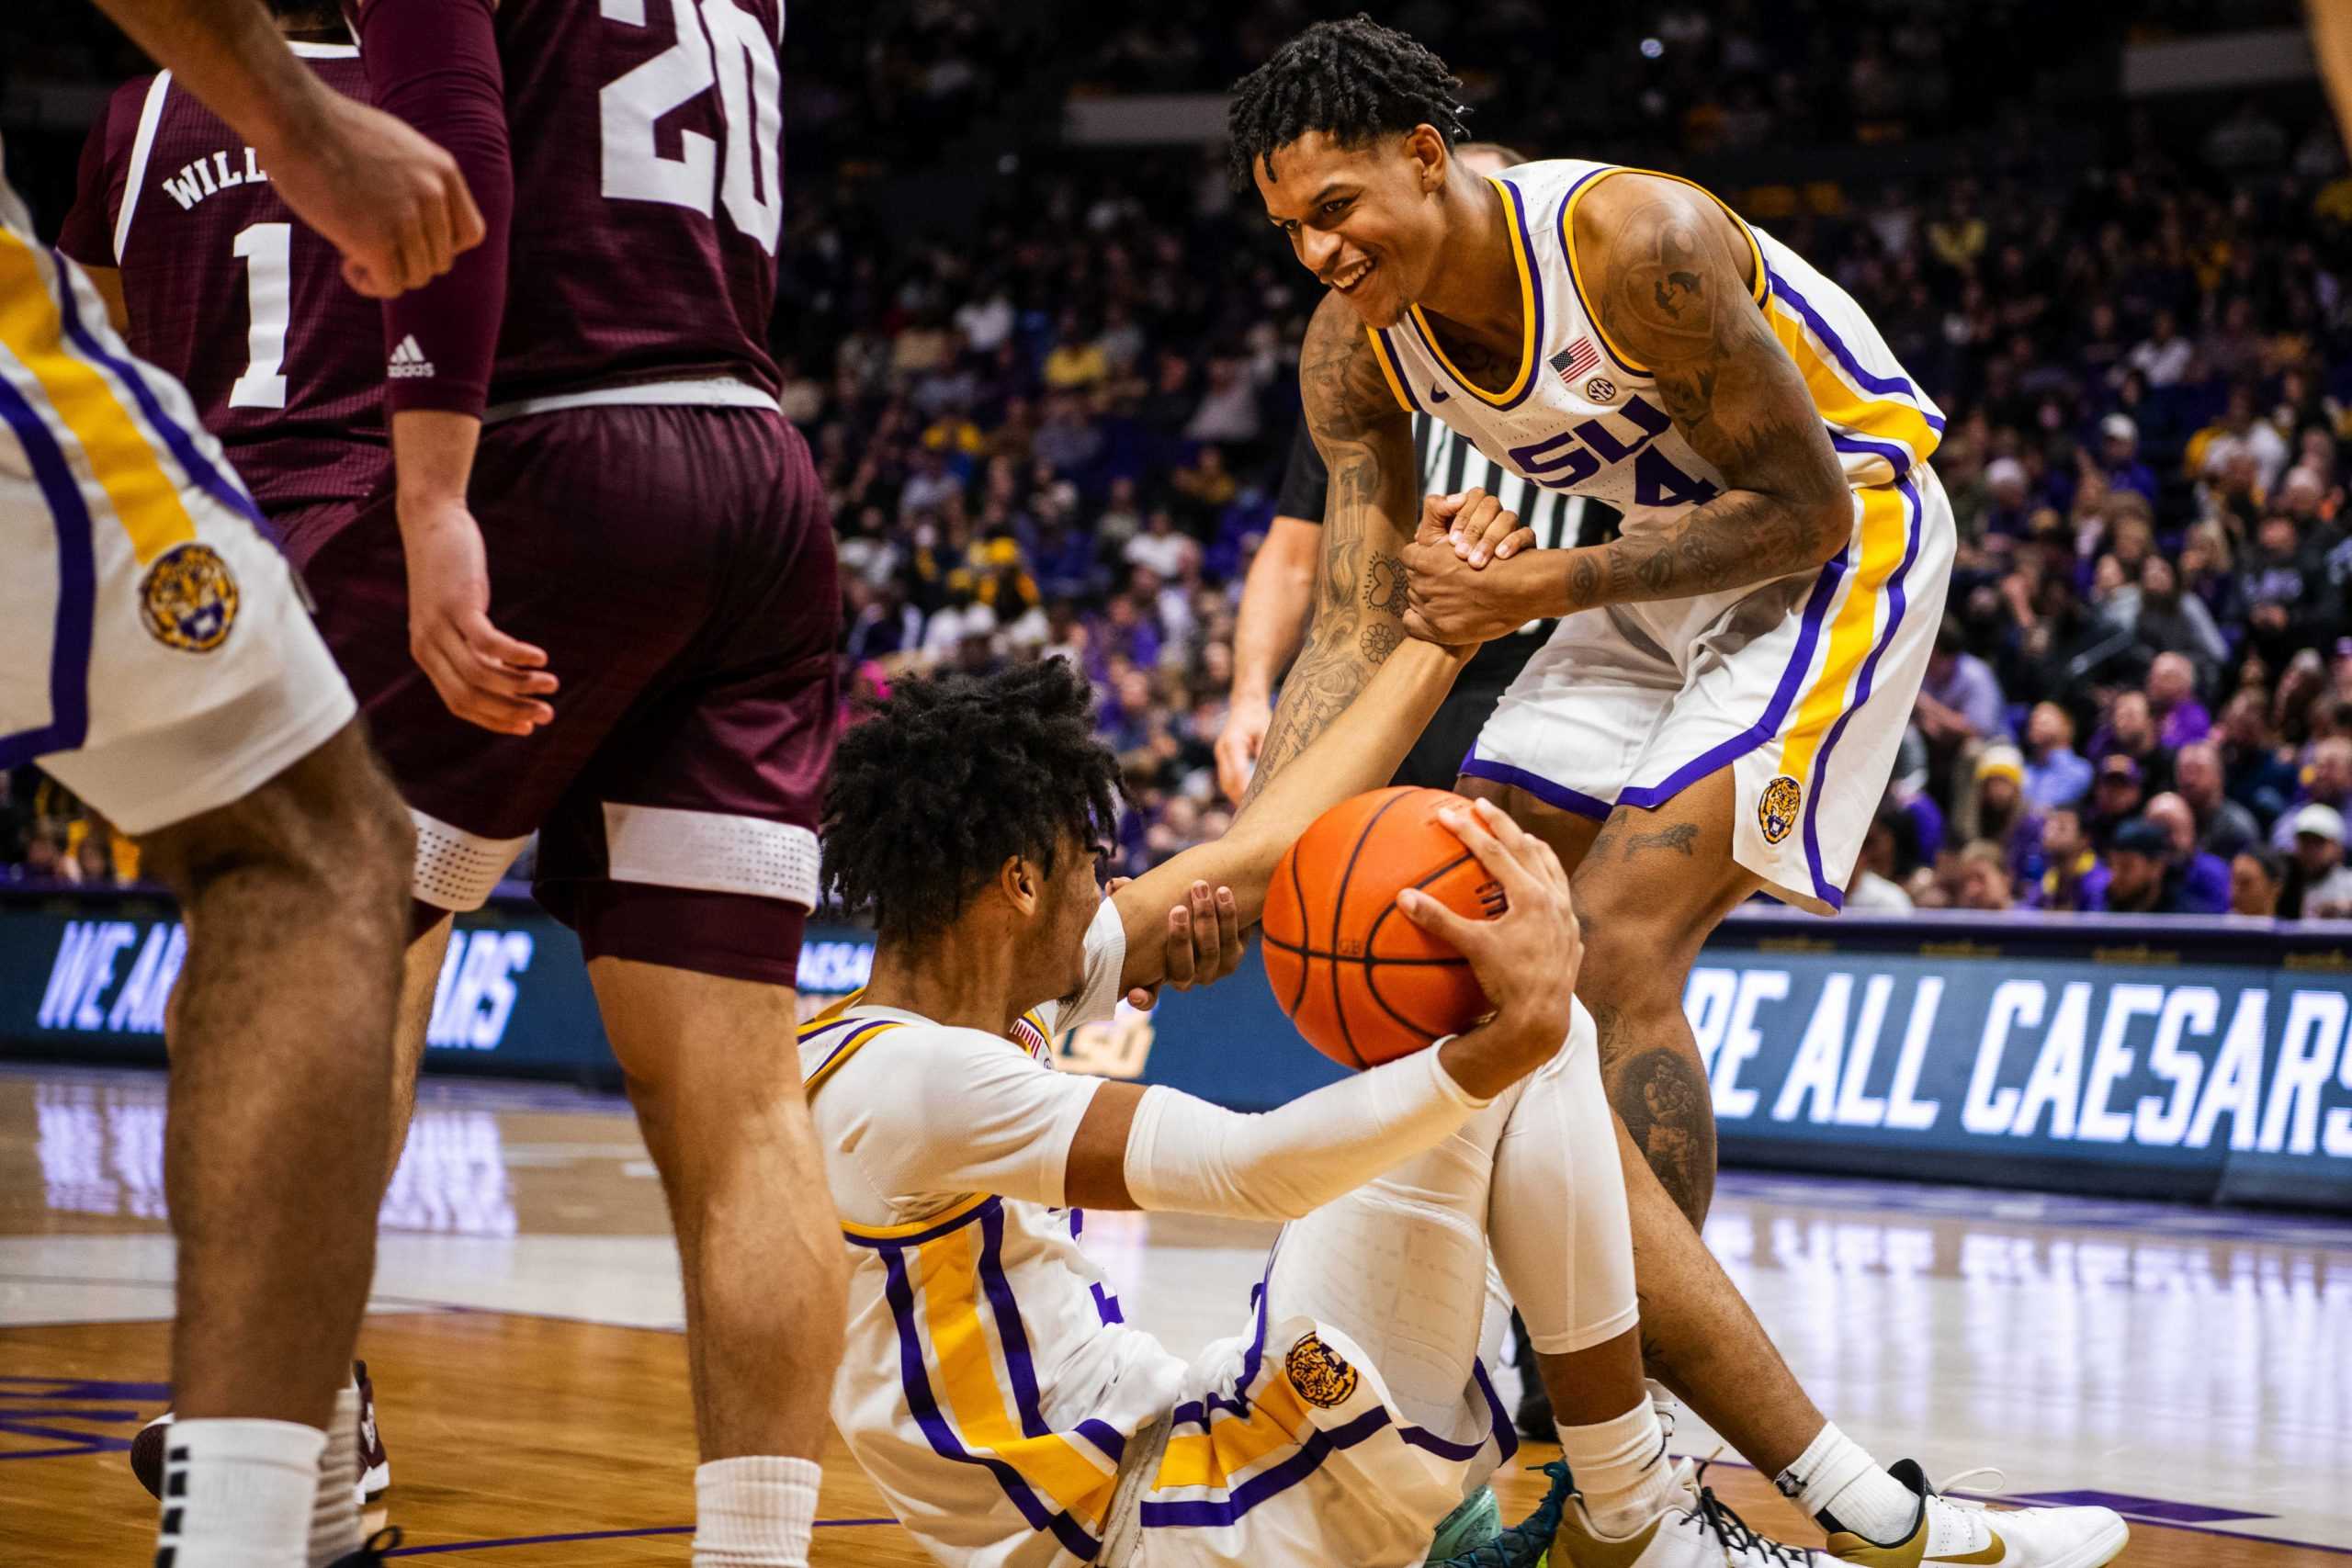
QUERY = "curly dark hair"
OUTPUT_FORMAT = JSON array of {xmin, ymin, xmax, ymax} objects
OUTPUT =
[
  {"xmin": 1226, "ymin": 15, "xmax": 1469, "ymax": 190},
  {"xmin": 822, "ymin": 660, "xmax": 1122, "ymax": 944}
]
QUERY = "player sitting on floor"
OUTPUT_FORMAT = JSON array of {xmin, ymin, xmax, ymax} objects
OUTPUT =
[{"xmin": 802, "ymin": 643, "xmax": 1828, "ymax": 1568}]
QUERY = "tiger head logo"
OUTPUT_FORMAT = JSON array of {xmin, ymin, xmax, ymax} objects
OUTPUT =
[
  {"xmin": 1758, "ymin": 775, "xmax": 1803, "ymax": 845},
  {"xmin": 139, "ymin": 542, "xmax": 239, "ymax": 653},
  {"xmin": 1283, "ymin": 1332, "xmax": 1360, "ymax": 1409}
]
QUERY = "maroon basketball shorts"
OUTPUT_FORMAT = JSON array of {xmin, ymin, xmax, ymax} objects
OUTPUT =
[{"xmin": 301, "ymin": 403, "xmax": 839, "ymax": 987}]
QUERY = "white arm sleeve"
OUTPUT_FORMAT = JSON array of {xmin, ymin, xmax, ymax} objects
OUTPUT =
[{"xmin": 1122, "ymin": 1045, "xmax": 1490, "ymax": 1223}]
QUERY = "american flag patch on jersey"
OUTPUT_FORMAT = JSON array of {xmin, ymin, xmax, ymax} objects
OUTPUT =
[{"xmin": 1550, "ymin": 337, "xmax": 1600, "ymax": 384}]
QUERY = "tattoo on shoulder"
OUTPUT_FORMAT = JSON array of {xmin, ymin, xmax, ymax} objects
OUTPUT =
[{"xmin": 1608, "ymin": 197, "xmax": 1719, "ymax": 350}]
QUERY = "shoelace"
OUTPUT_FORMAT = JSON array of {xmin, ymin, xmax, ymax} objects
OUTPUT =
[
  {"xmin": 1679, "ymin": 1466, "xmax": 1815, "ymax": 1568},
  {"xmin": 1930, "ymin": 1466, "xmax": 2007, "ymax": 1505},
  {"xmin": 355, "ymin": 1527, "xmax": 404, "ymax": 1564}
]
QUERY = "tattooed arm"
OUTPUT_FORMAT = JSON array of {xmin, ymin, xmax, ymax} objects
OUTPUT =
[
  {"xmin": 1239, "ymin": 292, "xmax": 1424, "ymax": 805},
  {"xmin": 1401, "ymin": 176, "xmax": 1851, "ymax": 643}
]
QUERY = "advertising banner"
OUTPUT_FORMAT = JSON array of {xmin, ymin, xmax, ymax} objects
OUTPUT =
[{"xmin": 5, "ymin": 890, "xmax": 2346, "ymax": 1209}]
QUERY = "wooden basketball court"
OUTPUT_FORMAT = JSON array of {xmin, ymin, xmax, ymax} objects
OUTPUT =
[{"xmin": 5, "ymin": 1066, "xmax": 2346, "ymax": 1565}]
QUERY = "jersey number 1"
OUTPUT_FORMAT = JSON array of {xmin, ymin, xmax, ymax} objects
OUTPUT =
[
  {"xmin": 599, "ymin": 0, "xmax": 782, "ymax": 254},
  {"xmin": 228, "ymin": 221, "xmax": 290, "ymax": 410}
]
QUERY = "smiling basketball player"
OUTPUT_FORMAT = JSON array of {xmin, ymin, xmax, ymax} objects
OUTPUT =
[{"xmin": 1228, "ymin": 17, "xmax": 2123, "ymax": 1568}]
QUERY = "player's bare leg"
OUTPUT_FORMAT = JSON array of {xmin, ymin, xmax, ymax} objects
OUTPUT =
[
  {"xmin": 140, "ymin": 722, "xmax": 410, "ymax": 1563},
  {"xmin": 383, "ymin": 918, "xmax": 455, "ymax": 1184},
  {"xmin": 589, "ymin": 959, "xmax": 845, "ymax": 1516}
]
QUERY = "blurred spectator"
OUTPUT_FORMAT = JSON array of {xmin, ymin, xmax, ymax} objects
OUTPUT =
[
  {"xmin": 2103, "ymin": 818, "xmax": 2189, "ymax": 915},
  {"xmin": 2030, "ymin": 807, "xmax": 2107, "ymax": 911},
  {"xmin": 2087, "ymin": 693, "xmax": 2171, "ymax": 793},
  {"xmin": 2230, "ymin": 849, "xmax": 2288, "ymax": 917},
  {"xmin": 2173, "ymin": 740, "xmax": 2262, "ymax": 860},
  {"xmin": 1953, "ymin": 840, "xmax": 2015, "ymax": 912},
  {"xmin": 1846, "ymin": 811, "xmax": 1916, "ymax": 912},
  {"xmin": 2097, "ymin": 413, "xmax": 2156, "ymax": 502},
  {"xmin": 2019, "ymin": 702, "xmax": 2093, "ymax": 810},
  {"xmin": 2272, "ymin": 737, "xmax": 2352, "ymax": 850},
  {"xmin": 2143, "ymin": 793, "xmax": 2233, "ymax": 914},
  {"xmin": 2283, "ymin": 803, "xmax": 2352, "ymax": 918},
  {"xmin": 2143, "ymin": 653, "xmax": 2211, "ymax": 750},
  {"xmin": 2085, "ymin": 753, "xmax": 2148, "ymax": 851}
]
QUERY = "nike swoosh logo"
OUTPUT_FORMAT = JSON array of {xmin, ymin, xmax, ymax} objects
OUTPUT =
[
  {"xmin": 1429, "ymin": 384, "xmax": 1450, "ymax": 402},
  {"xmin": 1928, "ymin": 1533, "xmax": 2007, "ymax": 1565}
]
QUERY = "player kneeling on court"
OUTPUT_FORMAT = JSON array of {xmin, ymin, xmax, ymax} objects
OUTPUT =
[{"xmin": 806, "ymin": 644, "xmax": 1824, "ymax": 1568}]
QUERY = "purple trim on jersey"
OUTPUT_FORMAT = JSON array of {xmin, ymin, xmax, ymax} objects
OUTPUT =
[
  {"xmin": 1408, "ymin": 177, "xmax": 1547, "ymax": 412},
  {"xmin": 808, "ymin": 1018, "xmax": 894, "ymax": 1083},
  {"xmin": 1374, "ymin": 328, "xmax": 1423, "ymax": 413},
  {"xmin": 1762, "ymin": 267, "xmax": 1944, "ymax": 432},
  {"xmin": 1074, "ymin": 1420, "xmax": 1127, "ymax": 1465},
  {"xmin": 1553, "ymin": 169, "xmax": 1650, "ymax": 380},
  {"xmin": 1090, "ymin": 1282, "xmax": 1125, "ymax": 1325},
  {"xmin": 1457, "ymin": 753, "xmax": 1613, "ymax": 821},
  {"xmin": 876, "ymin": 1242, "xmax": 1103, "ymax": 1561},
  {"xmin": 1800, "ymin": 477, "xmax": 1924, "ymax": 908},
  {"xmin": 0, "ymin": 373, "xmax": 96, "ymax": 767},
  {"xmin": 840, "ymin": 1194, "xmax": 1002, "ymax": 1250},
  {"xmin": 1830, "ymin": 431, "xmax": 1916, "ymax": 478},
  {"xmin": 1138, "ymin": 1406, "xmax": 1393, "ymax": 1529},
  {"xmin": 50, "ymin": 254, "xmax": 268, "ymax": 531},
  {"xmin": 978, "ymin": 1203, "xmax": 1053, "ymax": 1440},
  {"xmin": 1614, "ymin": 546, "xmax": 1851, "ymax": 812}
]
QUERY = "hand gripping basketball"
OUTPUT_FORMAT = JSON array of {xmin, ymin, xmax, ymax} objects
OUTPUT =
[{"xmin": 1396, "ymin": 799, "xmax": 1579, "ymax": 1073}]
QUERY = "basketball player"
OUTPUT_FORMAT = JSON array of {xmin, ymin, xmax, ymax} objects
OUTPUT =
[
  {"xmin": 1216, "ymin": 141, "xmax": 1620, "ymax": 806},
  {"xmin": 299, "ymin": 3, "xmax": 841, "ymax": 1562},
  {"xmin": 808, "ymin": 647, "xmax": 1834, "ymax": 1568},
  {"xmin": 1228, "ymin": 19, "xmax": 2124, "ymax": 1568},
  {"xmin": 4, "ymin": 3, "xmax": 477, "ymax": 1562},
  {"xmin": 60, "ymin": 9, "xmax": 398, "ymax": 1507}
]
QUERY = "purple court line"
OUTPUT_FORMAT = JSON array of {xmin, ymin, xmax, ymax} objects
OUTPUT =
[{"xmin": 385, "ymin": 1519, "xmax": 894, "ymax": 1556}]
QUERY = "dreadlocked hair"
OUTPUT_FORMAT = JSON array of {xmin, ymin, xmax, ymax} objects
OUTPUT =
[
  {"xmin": 1226, "ymin": 14, "xmax": 1469, "ymax": 190},
  {"xmin": 822, "ymin": 659, "xmax": 1121, "ymax": 945}
]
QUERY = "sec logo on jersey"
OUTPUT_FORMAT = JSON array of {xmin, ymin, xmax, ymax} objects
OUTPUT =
[
  {"xmin": 139, "ymin": 542, "xmax": 239, "ymax": 652},
  {"xmin": 1758, "ymin": 775, "xmax": 1803, "ymax": 844},
  {"xmin": 1584, "ymin": 376, "xmax": 1618, "ymax": 402}
]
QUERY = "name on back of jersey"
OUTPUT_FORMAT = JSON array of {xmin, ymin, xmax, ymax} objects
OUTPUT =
[{"xmin": 158, "ymin": 147, "xmax": 269, "ymax": 212}]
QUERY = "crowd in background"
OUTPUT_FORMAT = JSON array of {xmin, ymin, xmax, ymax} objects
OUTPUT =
[{"xmin": 5, "ymin": 3, "xmax": 2352, "ymax": 919}]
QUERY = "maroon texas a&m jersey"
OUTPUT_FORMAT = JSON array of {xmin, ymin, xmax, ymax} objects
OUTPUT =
[
  {"xmin": 364, "ymin": 0, "xmax": 789, "ymax": 409},
  {"xmin": 56, "ymin": 42, "xmax": 386, "ymax": 515}
]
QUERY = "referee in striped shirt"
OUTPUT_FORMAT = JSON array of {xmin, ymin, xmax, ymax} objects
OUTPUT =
[{"xmin": 1218, "ymin": 141, "xmax": 1619, "ymax": 802}]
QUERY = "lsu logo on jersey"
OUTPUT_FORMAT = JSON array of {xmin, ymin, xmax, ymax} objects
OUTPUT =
[
  {"xmin": 1758, "ymin": 775, "xmax": 1803, "ymax": 845},
  {"xmin": 139, "ymin": 543, "xmax": 239, "ymax": 652},
  {"xmin": 1283, "ymin": 1333, "xmax": 1361, "ymax": 1408}
]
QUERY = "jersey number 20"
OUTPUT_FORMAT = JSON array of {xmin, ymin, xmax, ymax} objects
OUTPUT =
[{"xmin": 600, "ymin": 0, "xmax": 782, "ymax": 254}]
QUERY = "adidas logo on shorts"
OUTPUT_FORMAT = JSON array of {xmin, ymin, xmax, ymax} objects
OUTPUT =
[{"xmin": 388, "ymin": 334, "xmax": 435, "ymax": 378}]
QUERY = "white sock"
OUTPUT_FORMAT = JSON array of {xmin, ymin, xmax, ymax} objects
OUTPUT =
[
  {"xmin": 155, "ymin": 1417, "xmax": 325, "ymax": 1568},
  {"xmin": 309, "ymin": 1378, "xmax": 364, "ymax": 1566},
  {"xmin": 693, "ymin": 1454, "xmax": 820, "ymax": 1568},
  {"xmin": 1557, "ymin": 1398, "xmax": 1679, "ymax": 1539},
  {"xmin": 1776, "ymin": 1422, "xmax": 1920, "ymax": 1544}
]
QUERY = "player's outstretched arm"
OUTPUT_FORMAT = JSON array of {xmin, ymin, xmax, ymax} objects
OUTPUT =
[
  {"xmin": 1108, "ymin": 630, "xmax": 1473, "ymax": 1001},
  {"xmin": 85, "ymin": 0, "xmax": 482, "ymax": 298},
  {"xmin": 1063, "ymin": 800, "xmax": 1581, "ymax": 1213},
  {"xmin": 1400, "ymin": 175, "xmax": 1851, "ymax": 644},
  {"xmin": 1239, "ymin": 293, "xmax": 1423, "ymax": 805}
]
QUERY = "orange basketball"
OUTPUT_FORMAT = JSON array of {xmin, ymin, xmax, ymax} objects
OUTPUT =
[{"xmin": 1261, "ymin": 786, "xmax": 1502, "ymax": 1068}]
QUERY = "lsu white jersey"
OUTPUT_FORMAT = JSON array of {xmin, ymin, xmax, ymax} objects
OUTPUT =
[
  {"xmin": 1366, "ymin": 159, "xmax": 1943, "ymax": 513},
  {"xmin": 803, "ymin": 904, "xmax": 1189, "ymax": 1567}
]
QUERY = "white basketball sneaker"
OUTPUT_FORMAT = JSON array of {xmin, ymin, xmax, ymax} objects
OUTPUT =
[
  {"xmin": 1825, "ymin": 1461, "xmax": 2127, "ymax": 1568},
  {"xmin": 1547, "ymin": 1461, "xmax": 1827, "ymax": 1568}
]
